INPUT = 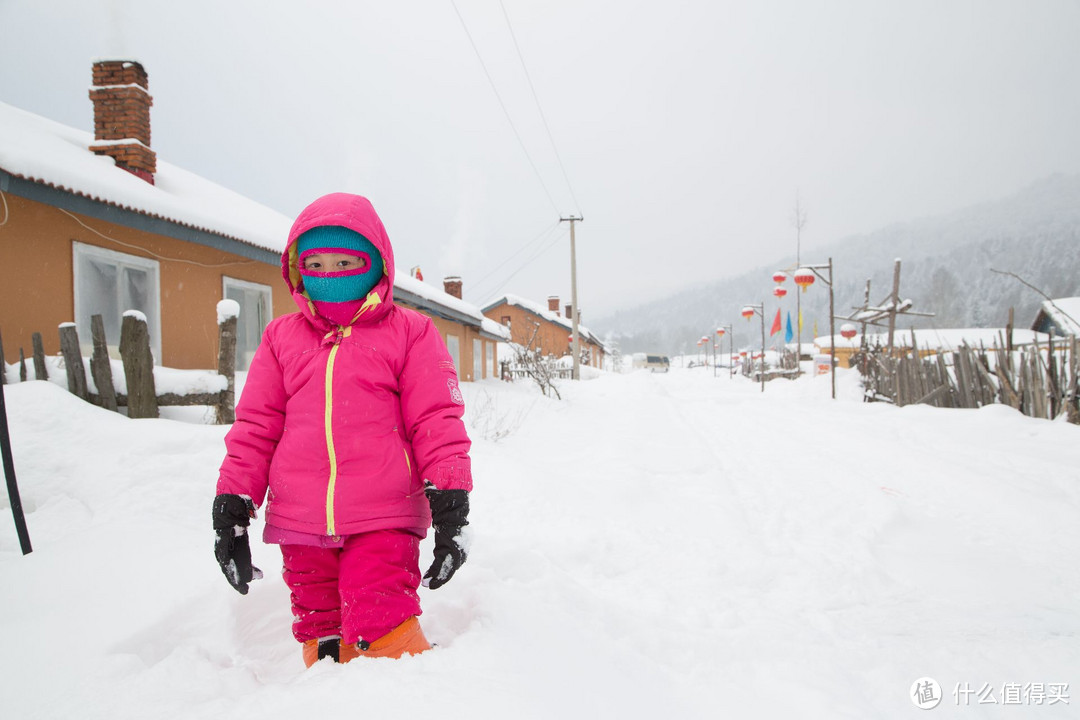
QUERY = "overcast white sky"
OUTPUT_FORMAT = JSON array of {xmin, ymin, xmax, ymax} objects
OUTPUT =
[{"xmin": 2, "ymin": 0, "xmax": 1079, "ymax": 318}]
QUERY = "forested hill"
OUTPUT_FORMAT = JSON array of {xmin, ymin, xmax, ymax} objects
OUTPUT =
[{"xmin": 594, "ymin": 174, "xmax": 1080, "ymax": 355}]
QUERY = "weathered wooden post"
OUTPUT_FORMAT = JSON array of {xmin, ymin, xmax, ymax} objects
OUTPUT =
[
  {"xmin": 31, "ymin": 332, "xmax": 47, "ymax": 381},
  {"xmin": 1068, "ymin": 336, "xmax": 1079, "ymax": 425},
  {"xmin": 119, "ymin": 311, "xmax": 158, "ymax": 419},
  {"xmin": 0, "ymin": 383, "xmax": 32, "ymax": 554},
  {"xmin": 19, "ymin": 349, "xmax": 27, "ymax": 382},
  {"xmin": 0, "ymin": 327, "xmax": 6, "ymax": 385},
  {"xmin": 216, "ymin": 300, "xmax": 239, "ymax": 425},
  {"xmin": 58, "ymin": 323, "xmax": 89, "ymax": 401},
  {"xmin": 89, "ymin": 314, "xmax": 118, "ymax": 412}
]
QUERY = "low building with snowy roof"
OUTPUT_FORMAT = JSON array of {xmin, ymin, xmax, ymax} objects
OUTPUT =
[
  {"xmin": 481, "ymin": 293, "xmax": 606, "ymax": 369},
  {"xmin": 1031, "ymin": 297, "xmax": 1080, "ymax": 338},
  {"xmin": 0, "ymin": 60, "xmax": 295, "ymax": 371},
  {"xmin": 398, "ymin": 275, "xmax": 509, "ymax": 381},
  {"xmin": 814, "ymin": 327, "xmax": 1055, "ymax": 367},
  {"xmin": 0, "ymin": 60, "xmax": 504, "ymax": 380}
]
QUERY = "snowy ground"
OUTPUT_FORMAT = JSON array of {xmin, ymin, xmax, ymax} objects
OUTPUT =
[{"xmin": 1, "ymin": 365, "xmax": 1078, "ymax": 719}]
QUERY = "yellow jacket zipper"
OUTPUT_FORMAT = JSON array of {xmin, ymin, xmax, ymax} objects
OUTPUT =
[{"xmin": 323, "ymin": 327, "xmax": 348, "ymax": 536}]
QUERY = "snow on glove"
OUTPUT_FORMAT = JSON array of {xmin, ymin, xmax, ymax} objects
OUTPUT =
[
  {"xmin": 422, "ymin": 487, "xmax": 470, "ymax": 590},
  {"xmin": 213, "ymin": 493, "xmax": 263, "ymax": 595}
]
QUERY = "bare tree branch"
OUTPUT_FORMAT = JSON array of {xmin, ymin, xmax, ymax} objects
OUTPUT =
[{"xmin": 990, "ymin": 268, "xmax": 1080, "ymax": 333}]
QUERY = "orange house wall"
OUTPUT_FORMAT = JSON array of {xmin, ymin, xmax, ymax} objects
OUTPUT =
[
  {"xmin": 0, "ymin": 193, "xmax": 291, "ymax": 369},
  {"xmin": 482, "ymin": 302, "xmax": 603, "ymax": 367}
]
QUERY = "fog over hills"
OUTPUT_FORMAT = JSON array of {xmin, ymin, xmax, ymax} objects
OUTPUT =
[{"xmin": 594, "ymin": 174, "xmax": 1080, "ymax": 355}]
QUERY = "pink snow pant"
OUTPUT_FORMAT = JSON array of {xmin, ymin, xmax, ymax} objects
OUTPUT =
[{"xmin": 280, "ymin": 529, "xmax": 423, "ymax": 645}]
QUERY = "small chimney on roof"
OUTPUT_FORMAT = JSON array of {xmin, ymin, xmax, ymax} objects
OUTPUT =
[
  {"xmin": 443, "ymin": 276, "xmax": 462, "ymax": 299},
  {"xmin": 89, "ymin": 60, "xmax": 157, "ymax": 184},
  {"xmin": 548, "ymin": 296, "xmax": 560, "ymax": 315},
  {"xmin": 565, "ymin": 304, "xmax": 573, "ymax": 320}
]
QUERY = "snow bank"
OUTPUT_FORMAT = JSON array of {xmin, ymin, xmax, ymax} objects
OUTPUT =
[{"xmin": 1, "ymin": 368, "xmax": 1078, "ymax": 718}]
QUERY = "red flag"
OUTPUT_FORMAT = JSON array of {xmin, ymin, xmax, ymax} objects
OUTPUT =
[{"xmin": 770, "ymin": 308, "xmax": 782, "ymax": 336}]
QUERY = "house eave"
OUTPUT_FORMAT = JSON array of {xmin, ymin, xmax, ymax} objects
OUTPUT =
[
  {"xmin": 0, "ymin": 168, "xmax": 280, "ymax": 265},
  {"xmin": 394, "ymin": 286, "xmax": 485, "ymax": 330}
]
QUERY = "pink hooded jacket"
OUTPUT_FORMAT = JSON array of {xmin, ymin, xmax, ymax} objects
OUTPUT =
[{"xmin": 216, "ymin": 193, "xmax": 472, "ymax": 538}]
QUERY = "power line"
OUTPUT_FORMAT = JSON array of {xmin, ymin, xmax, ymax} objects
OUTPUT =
[
  {"xmin": 479, "ymin": 225, "xmax": 567, "ymax": 301},
  {"xmin": 450, "ymin": 0, "xmax": 561, "ymax": 216},
  {"xmin": 500, "ymin": 0, "xmax": 583, "ymax": 217},
  {"xmin": 469, "ymin": 219, "xmax": 560, "ymax": 293}
]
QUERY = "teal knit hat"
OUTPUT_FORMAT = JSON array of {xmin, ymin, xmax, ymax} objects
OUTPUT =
[{"xmin": 296, "ymin": 226, "xmax": 384, "ymax": 302}]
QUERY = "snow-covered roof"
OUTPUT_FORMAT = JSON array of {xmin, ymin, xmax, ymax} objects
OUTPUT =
[
  {"xmin": 814, "ymin": 327, "xmax": 1054, "ymax": 351},
  {"xmin": 1035, "ymin": 297, "xmax": 1080, "ymax": 335},
  {"xmin": 0, "ymin": 101, "xmax": 291, "ymax": 253},
  {"xmin": 395, "ymin": 274, "xmax": 510, "ymax": 340},
  {"xmin": 481, "ymin": 293, "xmax": 603, "ymax": 346},
  {"xmin": 0, "ymin": 100, "xmax": 508, "ymax": 337}
]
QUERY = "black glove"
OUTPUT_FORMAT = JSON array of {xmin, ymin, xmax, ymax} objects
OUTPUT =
[
  {"xmin": 422, "ymin": 487, "xmax": 469, "ymax": 590},
  {"xmin": 213, "ymin": 494, "xmax": 263, "ymax": 595}
]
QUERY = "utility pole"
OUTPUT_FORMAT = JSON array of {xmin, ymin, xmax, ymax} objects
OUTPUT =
[
  {"xmin": 560, "ymin": 215, "xmax": 583, "ymax": 380},
  {"xmin": 887, "ymin": 259, "xmax": 902, "ymax": 355},
  {"xmin": 793, "ymin": 195, "xmax": 807, "ymax": 376}
]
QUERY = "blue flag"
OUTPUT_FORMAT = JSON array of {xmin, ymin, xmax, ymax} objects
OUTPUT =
[{"xmin": 785, "ymin": 312, "xmax": 794, "ymax": 343}]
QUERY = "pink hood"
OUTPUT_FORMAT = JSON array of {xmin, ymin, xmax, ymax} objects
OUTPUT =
[{"xmin": 282, "ymin": 193, "xmax": 396, "ymax": 330}]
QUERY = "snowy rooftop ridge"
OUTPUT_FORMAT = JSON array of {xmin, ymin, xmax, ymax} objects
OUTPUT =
[
  {"xmin": 394, "ymin": 273, "xmax": 509, "ymax": 339},
  {"xmin": 0, "ymin": 101, "xmax": 291, "ymax": 254},
  {"xmin": 814, "ymin": 327, "xmax": 1055, "ymax": 350},
  {"xmin": 1039, "ymin": 297, "xmax": 1080, "ymax": 335},
  {"xmin": 0, "ymin": 100, "xmax": 509, "ymax": 335},
  {"xmin": 483, "ymin": 292, "xmax": 601, "ymax": 343}
]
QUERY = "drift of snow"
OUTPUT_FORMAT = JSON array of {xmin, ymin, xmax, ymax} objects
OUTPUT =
[{"xmin": 1, "ymin": 367, "xmax": 1078, "ymax": 718}]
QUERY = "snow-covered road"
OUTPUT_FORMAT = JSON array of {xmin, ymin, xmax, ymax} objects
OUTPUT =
[{"xmin": 2, "ymin": 366, "xmax": 1078, "ymax": 718}]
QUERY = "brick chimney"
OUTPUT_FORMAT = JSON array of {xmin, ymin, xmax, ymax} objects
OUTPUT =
[
  {"xmin": 565, "ymin": 304, "xmax": 573, "ymax": 320},
  {"xmin": 547, "ymin": 296, "xmax": 560, "ymax": 315},
  {"xmin": 89, "ymin": 60, "xmax": 157, "ymax": 183},
  {"xmin": 443, "ymin": 276, "xmax": 462, "ymax": 299}
]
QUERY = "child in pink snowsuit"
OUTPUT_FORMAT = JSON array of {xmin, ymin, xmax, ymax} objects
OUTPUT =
[{"xmin": 212, "ymin": 192, "xmax": 472, "ymax": 666}]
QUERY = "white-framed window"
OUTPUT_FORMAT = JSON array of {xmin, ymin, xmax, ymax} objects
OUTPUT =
[
  {"xmin": 223, "ymin": 276, "xmax": 273, "ymax": 371},
  {"xmin": 473, "ymin": 338, "xmax": 482, "ymax": 380},
  {"xmin": 445, "ymin": 334, "xmax": 460, "ymax": 377},
  {"xmin": 73, "ymin": 241, "xmax": 161, "ymax": 361}
]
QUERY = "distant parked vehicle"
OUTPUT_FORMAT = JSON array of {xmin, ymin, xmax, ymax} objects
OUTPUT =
[{"xmin": 632, "ymin": 353, "xmax": 670, "ymax": 372}]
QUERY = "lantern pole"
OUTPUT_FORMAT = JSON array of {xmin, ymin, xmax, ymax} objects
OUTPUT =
[
  {"xmin": 796, "ymin": 278, "xmax": 802, "ymax": 378},
  {"xmin": 742, "ymin": 303, "xmax": 766, "ymax": 392},
  {"xmin": 716, "ymin": 325, "xmax": 733, "ymax": 379},
  {"xmin": 801, "ymin": 259, "xmax": 836, "ymax": 399},
  {"xmin": 712, "ymin": 330, "xmax": 717, "ymax": 378}
]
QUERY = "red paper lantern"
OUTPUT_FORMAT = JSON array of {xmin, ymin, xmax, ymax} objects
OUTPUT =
[
  {"xmin": 794, "ymin": 268, "xmax": 815, "ymax": 292},
  {"xmin": 773, "ymin": 286, "xmax": 788, "ymax": 298},
  {"xmin": 716, "ymin": 328, "xmax": 726, "ymax": 337},
  {"xmin": 772, "ymin": 271, "xmax": 787, "ymax": 284},
  {"xmin": 741, "ymin": 306, "xmax": 755, "ymax": 320},
  {"xmin": 840, "ymin": 323, "xmax": 857, "ymax": 340}
]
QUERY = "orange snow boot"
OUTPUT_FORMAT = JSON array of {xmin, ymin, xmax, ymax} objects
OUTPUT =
[
  {"xmin": 302, "ymin": 636, "xmax": 358, "ymax": 668},
  {"xmin": 355, "ymin": 616, "xmax": 431, "ymax": 659}
]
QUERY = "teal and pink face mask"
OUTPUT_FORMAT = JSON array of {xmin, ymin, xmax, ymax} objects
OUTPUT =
[{"xmin": 296, "ymin": 226, "xmax": 384, "ymax": 326}]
